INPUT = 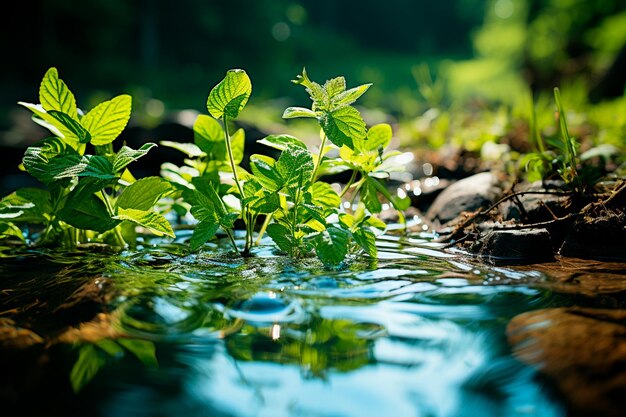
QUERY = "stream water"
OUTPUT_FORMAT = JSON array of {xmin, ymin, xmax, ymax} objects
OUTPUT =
[{"xmin": 2, "ymin": 230, "xmax": 617, "ymax": 417}]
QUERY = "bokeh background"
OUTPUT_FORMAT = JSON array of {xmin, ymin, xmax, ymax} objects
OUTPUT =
[{"xmin": 2, "ymin": 0, "xmax": 626, "ymax": 191}]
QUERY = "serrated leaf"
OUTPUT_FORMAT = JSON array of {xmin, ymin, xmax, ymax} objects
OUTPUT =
[
  {"xmin": 282, "ymin": 107, "xmax": 317, "ymax": 119},
  {"xmin": 324, "ymin": 77, "xmax": 346, "ymax": 98},
  {"xmin": 267, "ymin": 223, "xmax": 293, "ymax": 253},
  {"xmin": 252, "ymin": 192, "xmax": 280, "ymax": 214},
  {"xmin": 58, "ymin": 192, "xmax": 119, "ymax": 233},
  {"xmin": 18, "ymin": 102, "xmax": 80, "ymax": 147},
  {"xmin": 39, "ymin": 67, "xmax": 78, "ymax": 120},
  {"xmin": 311, "ymin": 181, "xmax": 341, "ymax": 210},
  {"xmin": 352, "ymin": 227, "xmax": 377, "ymax": 258},
  {"xmin": 302, "ymin": 203, "xmax": 326, "ymax": 224},
  {"xmin": 48, "ymin": 154, "xmax": 115, "ymax": 181},
  {"xmin": 320, "ymin": 106, "xmax": 366, "ymax": 148},
  {"xmin": 331, "ymin": 83, "xmax": 372, "ymax": 109},
  {"xmin": 160, "ymin": 141, "xmax": 205, "ymax": 158},
  {"xmin": 48, "ymin": 110, "xmax": 91, "ymax": 144},
  {"xmin": 23, "ymin": 137, "xmax": 69, "ymax": 183},
  {"xmin": 258, "ymin": 134, "xmax": 307, "ymax": 151},
  {"xmin": 355, "ymin": 123, "xmax": 392, "ymax": 152},
  {"xmin": 115, "ymin": 208, "xmax": 174, "ymax": 237},
  {"xmin": 190, "ymin": 220, "xmax": 219, "ymax": 251},
  {"xmin": 365, "ymin": 216, "xmax": 386, "ymax": 230},
  {"xmin": 292, "ymin": 68, "xmax": 327, "ymax": 112},
  {"xmin": 81, "ymin": 94, "xmax": 132, "ymax": 145},
  {"xmin": 276, "ymin": 146, "xmax": 314, "ymax": 189},
  {"xmin": 117, "ymin": 177, "xmax": 172, "ymax": 211},
  {"xmin": 194, "ymin": 114, "xmax": 226, "ymax": 159},
  {"xmin": 313, "ymin": 226, "xmax": 350, "ymax": 266},
  {"xmin": 112, "ymin": 143, "xmax": 157, "ymax": 173},
  {"xmin": 207, "ymin": 69, "xmax": 252, "ymax": 119},
  {"xmin": 250, "ymin": 154, "xmax": 282, "ymax": 192}
]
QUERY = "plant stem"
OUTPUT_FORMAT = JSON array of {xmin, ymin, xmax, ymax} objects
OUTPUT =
[
  {"xmin": 310, "ymin": 133, "xmax": 328, "ymax": 183},
  {"xmin": 225, "ymin": 229, "xmax": 239, "ymax": 253},
  {"xmin": 100, "ymin": 190, "xmax": 126, "ymax": 247},
  {"xmin": 339, "ymin": 170, "xmax": 358, "ymax": 199},
  {"xmin": 255, "ymin": 213, "xmax": 273, "ymax": 245},
  {"xmin": 223, "ymin": 115, "xmax": 250, "ymax": 255}
]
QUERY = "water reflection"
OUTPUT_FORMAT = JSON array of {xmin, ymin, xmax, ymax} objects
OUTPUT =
[{"xmin": 1, "ymin": 235, "xmax": 568, "ymax": 417}]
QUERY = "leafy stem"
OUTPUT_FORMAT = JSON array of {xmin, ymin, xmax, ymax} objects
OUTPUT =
[
  {"xmin": 339, "ymin": 170, "xmax": 358, "ymax": 199},
  {"xmin": 310, "ymin": 133, "xmax": 328, "ymax": 182},
  {"xmin": 100, "ymin": 190, "xmax": 126, "ymax": 247}
]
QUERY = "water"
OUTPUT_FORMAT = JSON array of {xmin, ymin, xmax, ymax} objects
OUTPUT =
[{"xmin": 1, "ymin": 231, "xmax": 591, "ymax": 417}]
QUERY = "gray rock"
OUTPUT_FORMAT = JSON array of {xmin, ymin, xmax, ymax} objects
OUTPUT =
[
  {"xmin": 426, "ymin": 172, "xmax": 501, "ymax": 225},
  {"xmin": 478, "ymin": 228, "xmax": 553, "ymax": 264}
]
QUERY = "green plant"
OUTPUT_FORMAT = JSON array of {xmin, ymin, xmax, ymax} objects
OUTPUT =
[
  {"xmin": 0, "ymin": 68, "xmax": 174, "ymax": 247},
  {"xmin": 161, "ymin": 69, "xmax": 409, "ymax": 265},
  {"xmin": 519, "ymin": 87, "xmax": 616, "ymax": 193}
]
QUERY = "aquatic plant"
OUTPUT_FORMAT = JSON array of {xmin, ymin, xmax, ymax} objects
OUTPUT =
[
  {"xmin": 161, "ymin": 69, "xmax": 409, "ymax": 265},
  {"xmin": 0, "ymin": 68, "xmax": 173, "ymax": 247}
]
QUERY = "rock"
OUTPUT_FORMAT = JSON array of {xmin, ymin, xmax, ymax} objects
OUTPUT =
[
  {"xmin": 476, "ymin": 228, "xmax": 553, "ymax": 264},
  {"xmin": 426, "ymin": 172, "xmax": 502, "ymax": 225},
  {"xmin": 507, "ymin": 307, "xmax": 626, "ymax": 417}
]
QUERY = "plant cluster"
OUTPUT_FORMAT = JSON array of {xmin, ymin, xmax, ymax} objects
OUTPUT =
[{"xmin": 1, "ymin": 68, "xmax": 410, "ymax": 266}]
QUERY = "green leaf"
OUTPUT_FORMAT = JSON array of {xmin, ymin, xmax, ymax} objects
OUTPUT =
[
  {"xmin": 313, "ymin": 226, "xmax": 350, "ymax": 266},
  {"xmin": 352, "ymin": 227, "xmax": 377, "ymax": 258},
  {"xmin": 250, "ymin": 154, "xmax": 282, "ymax": 192},
  {"xmin": 189, "ymin": 220, "xmax": 220, "ymax": 251},
  {"xmin": 48, "ymin": 110, "xmax": 91, "ymax": 144},
  {"xmin": 22, "ymin": 137, "xmax": 68, "ymax": 183},
  {"xmin": 115, "ymin": 207, "xmax": 175, "ymax": 237},
  {"xmin": 81, "ymin": 95, "xmax": 132, "ymax": 145},
  {"xmin": 160, "ymin": 141, "xmax": 205, "ymax": 158},
  {"xmin": 0, "ymin": 222, "xmax": 25, "ymax": 241},
  {"xmin": 266, "ymin": 223, "xmax": 293, "ymax": 253},
  {"xmin": 207, "ymin": 69, "xmax": 252, "ymax": 119},
  {"xmin": 320, "ymin": 106, "xmax": 366, "ymax": 148},
  {"xmin": 257, "ymin": 134, "xmax": 307, "ymax": 151},
  {"xmin": 58, "ymin": 192, "xmax": 120, "ymax": 233},
  {"xmin": 0, "ymin": 188, "xmax": 51, "ymax": 223},
  {"xmin": 330, "ymin": 83, "xmax": 372, "ymax": 109},
  {"xmin": 324, "ymin": 76, "xmax": 346, "ymax": 98},
  {"xmin": 117, "ymin": 177, "xmax": 173, "ymax": 211},
  {"xmin": 48, "ymin": 154, "xmax": 116, "ymax": 181},
  {"xmin": 18, "ymin": 102, "xmax": 80, "ymax": 147},
  {"xmin": 355, "ymin": 123, "xmax": 392, "ymax": 152},
  {"xmin": 194, "ymin": 114, "xmax": 226, "ymax": 159},
  {"xmin": 311, "ymin": 181, "xmax": 341, "ymax": 210},
  {"xmin": 117, "ymin": 339, "xmax": 158, "ymax": 367},
  {"xmin": 362, "ymin": 178, "xmax": 382, "ymax": 213},
  {"xmin": 39, "ymin": 67, "xmax": 78, "ymax": 120},
  {"xmin": 282, "ymin": 107, "xmax": 317, "ymax": 119},
  {"xmin": 70, "ymin": 344, "xmax": 106, "ymax": 393},
  {"xmin": 112, "ymin": 143, "xmax": 157, "ymax": 173},
  {"xmin": 292, "ymin": 68, "xmax": 328, "ymax": 112},
  {"xmin": 276, "ymin": 146, "xmax": 314, "ymax": 189},
  {"xmin": 231, "ymin": 127, "xmax": 245, "ymax": 164}
]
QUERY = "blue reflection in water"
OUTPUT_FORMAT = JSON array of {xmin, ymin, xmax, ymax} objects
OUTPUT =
[{"xmin": 1, "ymin": 236, "xmax": 567, "ymax": 417}]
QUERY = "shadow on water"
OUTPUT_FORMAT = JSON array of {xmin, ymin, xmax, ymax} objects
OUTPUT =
[{"xmin": 1, "ymin": 231, "xmax": 605, "ymax": 417}]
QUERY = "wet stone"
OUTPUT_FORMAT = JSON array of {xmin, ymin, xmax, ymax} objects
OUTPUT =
[
  {"xmin": 477, "ymin": 228, "xmax": 553, "ymax": 264},
  {"xmin": 507, "ymin": 307, "xmax": 626, "ymax": 417},
  {"xmin": 426, "ymin": 172, "xmax": 501, "ymax": 225}
]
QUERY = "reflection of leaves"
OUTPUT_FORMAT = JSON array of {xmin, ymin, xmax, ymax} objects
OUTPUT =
[
  {"xmin": 70, "ymin": 344, "xmax": 107, "ymax": 392},
  {"xmin": 70, "ymin": 339, "xmax": 158, "ymax": 392},
  {"xmin": 225, "ymin": 317, "xmax": 376, "ymax": 377}
]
